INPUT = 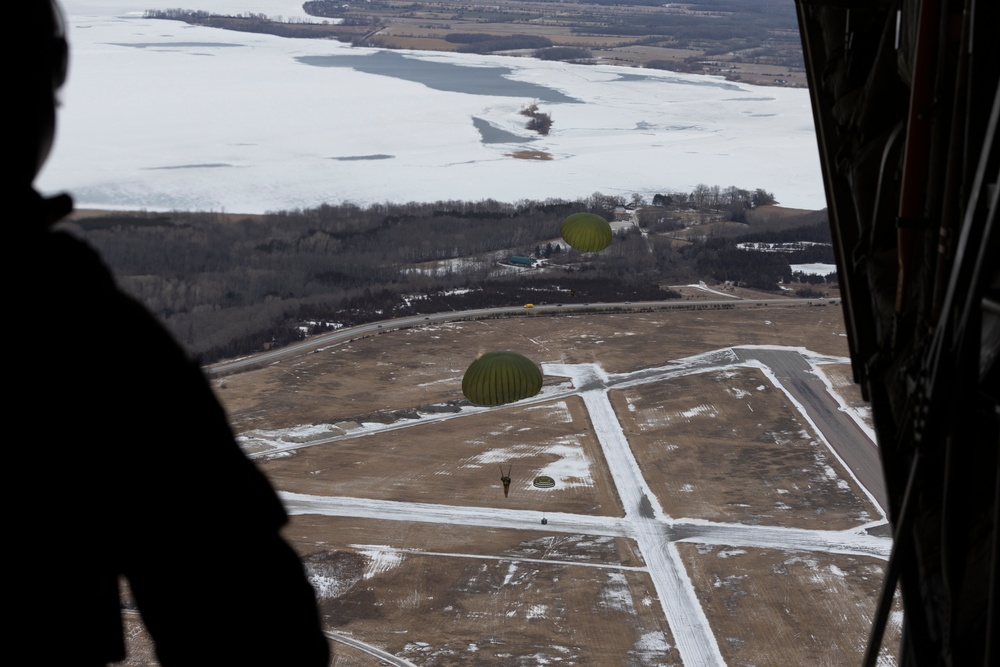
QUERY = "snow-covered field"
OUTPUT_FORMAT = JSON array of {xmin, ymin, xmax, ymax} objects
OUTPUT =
[{"xmin": 42, "ymin": 1, "xmax": 825, "ymax": 213}]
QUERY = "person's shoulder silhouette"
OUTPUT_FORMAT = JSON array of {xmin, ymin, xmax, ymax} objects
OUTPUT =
[{"xmin": 14, "ymin": 3, "xmax": 329, "ymax": 664}]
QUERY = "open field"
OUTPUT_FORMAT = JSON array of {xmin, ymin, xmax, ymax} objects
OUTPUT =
[
  {"xmin": 677, "ymin": 543, "xmax": 901, "ymax": 666},
  {"xmin": 262, "ymin": 397, "xmax": 624, "ymax": 516},
  {"xmin": 612, "ymin": 367, "xmax": 876, "ymax": 530},
  {"xmin": 220, "ymin": 304, "xmax": 850, "ymax": 431},
  {"xmin": 122, "ymin": 301, "xmax": 897, "ymax": 665},
  {"xmin": 337, "ymin": 0, "xmax": 807, "ymax": 87},
  {"xmin": 291, "ymin": 518, "xmax": 674, "ymax": 665}
]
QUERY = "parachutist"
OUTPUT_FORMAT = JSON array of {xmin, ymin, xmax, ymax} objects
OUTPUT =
[{"xmin": 500, "ymin": 465, "xmax": 512, "ymax": 498}]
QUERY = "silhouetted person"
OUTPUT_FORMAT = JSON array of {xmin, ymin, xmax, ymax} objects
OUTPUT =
[{"xmin": 14, "ymin": 3, "xmax": 329, "ymax": 664}]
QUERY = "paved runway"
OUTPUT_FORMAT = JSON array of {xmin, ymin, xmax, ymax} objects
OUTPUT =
[{"xmin": 733, "ymin": 348, "xmax": 887, "ymax": 514}]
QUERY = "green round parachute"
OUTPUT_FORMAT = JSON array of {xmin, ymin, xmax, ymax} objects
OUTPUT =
[
  {"xmin": 462, "ymin": 351, "xmax": 543, "ymax": 406},
  {"xmin": 560, "ymin": 213, "xmax": 613, "ymax": 252},
  {"xmin": 533, "ymin": 475, "xmax": 556, "ymax": 488}
]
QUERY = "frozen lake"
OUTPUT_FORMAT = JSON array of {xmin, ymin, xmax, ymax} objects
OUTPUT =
[
  {"xmin": 40, "ymin": 1, "xmax": 825, "ymax": 214},
  {"xmin": 298, "ymin": 50, "xmax": 582, "ymax": 103}
]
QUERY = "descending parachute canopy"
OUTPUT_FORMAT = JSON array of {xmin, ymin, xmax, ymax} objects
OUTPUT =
[
  {"xmin": 462, "ymin": 351, "xmax": 543, "ymax": 406},
  {"xmin": 560, "ymin": 213, "xmax": 613, "ymax": 253},
  {"xmin": 533, "ymin": 475, "xmax": 555, "ymax": 488}
]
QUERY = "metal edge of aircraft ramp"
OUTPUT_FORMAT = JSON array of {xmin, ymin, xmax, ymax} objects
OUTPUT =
[{"xmin": 795, "ymin": 1, "xmax": 999, "ymax": 665}]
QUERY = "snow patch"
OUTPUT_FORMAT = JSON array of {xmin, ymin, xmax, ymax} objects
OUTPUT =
[
  {"xmin": 717, "ymin": 549, "xmax": 747, "ymax": 558},
  {"xmin": 238, "ymin": 423, "xmax": 344, "ymax": 453},
  {"xmin": 353, "ymin": 546, "xmax": 405, "ymax": 580},
  {"xmin": 681, "ymin": 404, "xmax": 717, "ymax": 419},
  {"xmin": 599, "ymin": 572, "xmax": 636, "ymax": 613}
]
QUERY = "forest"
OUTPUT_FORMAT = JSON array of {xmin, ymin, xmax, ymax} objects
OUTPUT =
[{"xmin": 63, "ymin": 186, "xmax": 832, "ymax": 363}]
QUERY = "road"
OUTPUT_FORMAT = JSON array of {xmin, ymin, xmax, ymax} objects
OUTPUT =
[
  {"xmin": 276, "ymin": 348, "xmax": 889, "ymax": 667},
  {"xmin": 220, "ymin": 300, "xmax": 888, "ymax": 666},
  {"xmin": 733, "ymin": 348, "xmax": 887, "ymax": 514},
  {"xmin": 207, "ymin": 297, "xmax": 838, "ymax": 376}
]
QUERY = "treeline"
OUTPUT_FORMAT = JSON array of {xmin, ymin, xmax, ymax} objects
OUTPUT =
[
  {"xmin": 737, "ymin": 223, "xmax": 833, "ymax": 246},
  {"xmin": 534, "ymin": 47, "xmax": 593, "ymax": 63},
  {"xmin": 650, "ymin": 184, "xmax": 776, "ymax": 220},
  {"xmin": 144, "ymin": 8, "xmax": 375, "ymax": 41},
  {"xmin": 683, "ymin": 222, "xmax": 834, "ymax": 291},
  {"xmin": 63, "ymin": 198, "xmax": 606, "ymax": 361},
  {"xmin": 65, "ymin": 192, "xmax": 830, "ymax": 363}
]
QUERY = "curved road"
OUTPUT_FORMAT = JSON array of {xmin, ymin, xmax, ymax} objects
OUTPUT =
[{"xmin": 207, "ymin": 297, "xmax": 839, "ymax": 376}]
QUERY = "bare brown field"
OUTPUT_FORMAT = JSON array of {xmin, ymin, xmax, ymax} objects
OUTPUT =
[
  {"xmin": 613, "ymin": 367, "xmax": 879, "ymax": 529},
  {"xmin": 601, "ymin": 45, "xmax": 701, "ymax": 64},
  {"xmin": 593, "ymin": 47, "xmax": 808, "ymax": 87},
  {"xmin": 112, "ymin": 302, "xmax": 893, "ymax": 666},
  {"xmin": 676, "ymin": 543, "xmax": 901, "ymax": 666},
  {"xmin": 285, "ymin": 517, "xmax": 644, "ymax": 568},
  {"xmin": 260, "ymin": 396, "xmax": 624, "ymax": 517},
  {"xmin": 508, "ymin": 150, "xmax": 553, "ymax": 160},
  {"xmin": 280, "ymin": 518, "xmax": 678, "ymax": 665},
  {"xmin": 372, "ymin": 35, "xmax": 461, "ymax": 51},
  {"xmin": 218, "ymin": 304, "xmax": 851, "ymax": 433},
  {"xmin": 378, "ymin": 23, "xmax": 635, "ymax": 48},
  {"xmin": 345, "ymin": 0, "xmax": 807, "ymax": 87},
  {"xmin": 331, "ymin": 644, "xmax": 383, "ymax": 667},
  {"xmin": 824, "ymin": 363, "xmax": 871, "ymax": 416}
]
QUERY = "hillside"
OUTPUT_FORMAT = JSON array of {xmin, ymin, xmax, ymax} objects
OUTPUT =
[{"xmin": 64, "ymin": 196, "xmax": 833, "ymax": 363}]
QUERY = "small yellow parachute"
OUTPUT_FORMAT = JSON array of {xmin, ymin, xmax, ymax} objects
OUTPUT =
[
  {"xmin": 560, "ymin": 213, "xmax": 613, "ymax": 252},
  {"xmin": 462, "ymin": 351, "xmax": 543, "ymax": 406}
]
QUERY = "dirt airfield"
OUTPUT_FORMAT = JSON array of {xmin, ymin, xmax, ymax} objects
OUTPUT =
[{"xmin": 122, "ymin": 299, "xmax": 900, "ymax": 665}]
